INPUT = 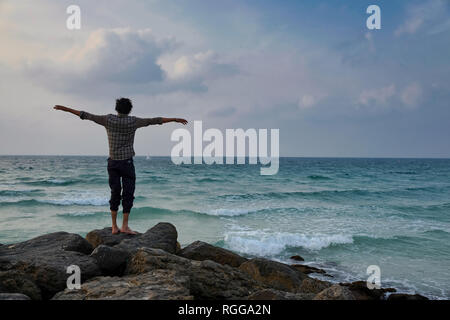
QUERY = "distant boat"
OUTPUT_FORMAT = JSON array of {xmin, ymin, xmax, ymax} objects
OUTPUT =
[{"xmin": 146, "ymin": 155, "xmax": 151, "ymax": 160}]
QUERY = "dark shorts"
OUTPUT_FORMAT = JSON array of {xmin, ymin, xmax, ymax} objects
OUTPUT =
[{"xmin": 107, "ymin": 158, "xmax": 136, "ymax": 213}]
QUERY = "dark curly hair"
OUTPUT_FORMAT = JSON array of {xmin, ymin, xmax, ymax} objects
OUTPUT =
[{"xmin": 115, "ymin": 97, "xmax": 133, "ymax": 114}]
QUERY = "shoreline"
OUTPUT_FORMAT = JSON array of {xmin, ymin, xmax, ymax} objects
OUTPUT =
[{"xmin": 0, "ymin": 222, "xmax": 430, "ymax": 300}]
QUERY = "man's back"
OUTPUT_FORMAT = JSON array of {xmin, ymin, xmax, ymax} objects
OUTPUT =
[{"xmin": 80, "ymin": 111, "xmax": 163, "ymax": 160}]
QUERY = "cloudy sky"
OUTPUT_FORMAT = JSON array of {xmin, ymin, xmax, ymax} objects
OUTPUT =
[{"xmin": 0, "ymin": 0, "xmax": 449, "ymax": 157}]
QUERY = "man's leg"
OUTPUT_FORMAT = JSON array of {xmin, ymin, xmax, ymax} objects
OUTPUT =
[
  {"xmin": 120, "ymin": 159, "xmax": 136, "ymax": 234},
  {"xmin": 107, "ymin": 159, "xmax": 122, "ymax": 234},
  {"xmin": 111, "ymin": 210, "xmax": 119, "ymax": 234}
]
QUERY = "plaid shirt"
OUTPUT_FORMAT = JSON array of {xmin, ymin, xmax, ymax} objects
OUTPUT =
[{"xmin": 80, "ymin": 111, "xmax": 163, "ymax": 160}]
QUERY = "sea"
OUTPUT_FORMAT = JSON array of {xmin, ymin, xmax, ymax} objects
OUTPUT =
[{"xmin": 0, "ymin": 155, "xmax": 449, "ymax": 299}]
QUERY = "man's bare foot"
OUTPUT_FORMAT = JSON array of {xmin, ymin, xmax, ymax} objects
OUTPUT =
[
  {"xmin": 120, "ymin": 227, "xmax": 137, "ymax": 235},
  {"xmin": 112, "ymin": 226, "xmax": 120, "ymax": 234}
]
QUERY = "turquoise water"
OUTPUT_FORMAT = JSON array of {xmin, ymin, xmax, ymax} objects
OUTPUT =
[{"xmin": 0, "ymin": 156, "xmax": 449, "ymax": 299}]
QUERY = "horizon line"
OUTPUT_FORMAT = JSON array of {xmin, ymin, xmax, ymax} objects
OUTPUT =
[{"xmin": 0, "ymin": 154, "xmax": 449, "ymax": 160}]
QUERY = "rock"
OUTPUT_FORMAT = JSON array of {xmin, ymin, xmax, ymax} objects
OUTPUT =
[
  {"xmin": 0, "ymin": 293, "xmax": 31, "ymax": 300},
  {"xmin": 239, "ymin": 258, "xmax": 306, "ymax": 293},
  {"xmin": 115, "ymin": 223, "xmax": 178, "ymax": 254},
  {"xmin": 291, "ymin": 264, "xmax": 327, "ymax": 275},
  {"xmin": 52, "ymin": 269, "xmax": 193, "ymax": 300},
  {"xmin": 314, "ymin": 284, "xmax": 356, "ymax": 300},
  {"xmin": 290, "ymin": 255, "xmax": 304, "ymax": 262},
  {"xmin": 387, "ymin": 293, "xmax": 429, "ymax": 301},
  {"xmin": 247, "ymin": 289, "xmax": 315, "ymax": 300},
  {"xmin": 85, "ymin": 227, "xmax": 141, "ymax": 249},
  {"xmin": 126, "ymin": 247, "xmax": 263, "ymax": 299},
  {"xmin": 90, "ymin": 245, "xmax": 130, "ymax": 276},
  {"xmin": 3, "ymin": 232, "xmax": 93, "ymax": 255},
  {"xmin": 340, "ymin": 281, "xmax": 396, "ymax": 300},
  {"xmin": 0, "ymin": 270, "xmax": 42, "ymax": 300},
  {"xmin": 0, "ymin": 232, "xmax": 101, "ymax": 299},
  {"xmin": 299, "ymin": 277, "xmax": 332, "ymax": 294},
  {"xmin": 179, "ymin": 241, "xmax": 247, "ymax": 267}
]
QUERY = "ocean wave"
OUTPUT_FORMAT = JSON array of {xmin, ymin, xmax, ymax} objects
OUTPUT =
[
  {"xmin": 217, "ymin": 189, "xmax": 371, "ymax": 201},
  {"xmin": 24, "ymin": 179, "xmax": 80, "ymax": 186},
  {"xmin": 56, "ymin": 211, "xmax": 108, "ymax": 218},
  {"xmin": 0, "ymin": 197, "xmax": 109, "ymax": 207},
  {"xmin": 139, "ymin": 176, "xmax": 167, "ymax": 183},
  {"xmin": 0, "ymin": 189, "xmax": 44, "ymax": 196},
  {"xmin": 307, "ymin": 175, "xmax": 332, "ymax": 180},
  {"xmin": 195, "ymin": 177, "xmax": 227, "ymax": 183},
  {"xmin": 218, "ymin": 185, "xmax": 450, "ymax": 202},
  {"xmin": 205, "ymin": 208, "xmax": 253, "ymax": 216},
  {"xmin": 223, "ymin": 230, "xmax": 353, "ymax": 256},
  {"xmin": 42, "ymin": 196, "xmax": 109, "ymax": 206}
]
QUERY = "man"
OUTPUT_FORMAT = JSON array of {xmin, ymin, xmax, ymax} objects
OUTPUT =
[{"xmin": 53, "ymin": 98, "xmax": 187, "ymax": 234}]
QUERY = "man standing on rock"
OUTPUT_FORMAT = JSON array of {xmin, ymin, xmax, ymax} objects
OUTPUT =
[{"xmin": 53, "ymin": 98, "xmax": 188, "ymax": 235}]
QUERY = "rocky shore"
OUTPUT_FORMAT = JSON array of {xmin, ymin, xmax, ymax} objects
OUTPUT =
[{"xmin": 0, "ymin": 222, "xmax": 429, "ymax": 300}]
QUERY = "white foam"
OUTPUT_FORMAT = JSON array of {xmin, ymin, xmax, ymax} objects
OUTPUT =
[
  {"xmin": 223, "ymin": 229, "xmax": 353, "ymax": 256},
  {"xmin": 57, "ymin": 211, "xmax": 104, "ymax": 217},
  {"xmin": 205, "ymin": 208, "xmax": 252, "ymax": 216},
  {"xmin": 47, "ymin": 179, "xmax": 68, "ymax": 184},
  {"xmin": 42, "ymin": 197, "xmax": 108, "ymax": 206}
]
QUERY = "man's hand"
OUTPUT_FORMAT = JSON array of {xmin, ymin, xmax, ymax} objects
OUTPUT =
[
  {"xmin": 53, "ymin": 105, "xmax": 81, "ymax": 117},
  {"xmin": 54, "ymin": 105, "xmax": 65, "ymax": 111},
  {"xmin": 175, "ymin": 118, "xmax": 188, "ymax": 125}
]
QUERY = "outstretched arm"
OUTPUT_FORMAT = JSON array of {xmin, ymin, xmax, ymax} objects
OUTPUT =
[
  {"xmin": 161, "ymin": 118, "xmax": 188, "ymax": 125},
  {"xmin": 53, "ymin": 105, "xmax": 81, "ymax": 117},
  {"xmin": 136, "ymin": 117, "xmax": 188, "ymax": 128},
  {"xmin": 53, "ymin": 105, "xmax": 107, "ymax": 127}
]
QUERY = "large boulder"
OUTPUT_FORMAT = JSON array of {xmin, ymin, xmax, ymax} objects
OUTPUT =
[
  {"xmin": 0, "ymin": 270, "xmax": 42, "ymax": 300},
  {"xmin": 86, "ymin": 227, "xmax": 141, "ymax": 249},
  {"xmin": 239, "ymin": 258, "xmax": 306, "ymax": 293},
  {"xmin": 0, "ymin": 293, "xmax": 31, "ymax": 300},
  {"xmin": 246, "ymin": 289, "xmax": 315, "ymax": 300},
  {"xmin": 313, "ymin": 284, "xmax": 356, "ymax": 300},
  {"xmin": 52, "ymin": 269, "xmax": 193, "ymax": 300},
  {"xmin": 90, "ymin": 245, "xmax": 131, "ymax": 276},
  {"xmin": 0, "ymin": 232, "xmax": 101, "ymax": 299},
  {"xmin": 115, "ymin": 223, "xmax": 178, "ymax": 254},
  {"xmin": 126, "ymin": 247, "xmax": 263, "ymax": 300},
  {"xmin": 179, "ymin": 241, "xmax": 247, "ymax": 267}
]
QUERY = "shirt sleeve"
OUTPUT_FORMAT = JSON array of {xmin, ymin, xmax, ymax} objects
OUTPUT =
[
  {"xmin": 79, "ymin": 111, "xmax": 108, "ymax": 127},
  {"xmin": 135, "ymin": 117, "xmax": 163, "ymax": 128}
]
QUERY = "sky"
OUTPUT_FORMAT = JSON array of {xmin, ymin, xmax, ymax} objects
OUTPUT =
[{"xmin": 0, "ymin": 0, "xmax": 449, "ymax": 157}]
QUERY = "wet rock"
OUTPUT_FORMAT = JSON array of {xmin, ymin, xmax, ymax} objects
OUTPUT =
[
  {"xmin": 90, "ymin": 245, "xmax": 130, "ymax": 276},
  {"xmin": 313, "ymin": 284, "xmax": 356, "ymax": 300},
  {"xmin": 52, "ymin": 269, "xmax": 193, "ymax": 300},
  {"xmin": 179, "ymin": 241, "xmax": 247, "ymax": 267},
  {"xmin": 299, "ymin": 277, "xmax": 332, "ymax": 294},
  {"xmin": 0, "ymin": 293, "xmax": 31, "ymax": 300},
  {"xmin": 0, "ymin": 270, "xmax": 42, "ymax": 300},
  {"xmin": 290, "ymin": 255, "xmax": 304, "ymax": 262},
  {"xmin": 86, "ymin": 227, "xmax": 141, "ymax": 249},
  {"xmin": 340, "ymin": 281, "xmax": 396, "ymax": 300},
  {"xmin": 115, "ymin": 223, "xmax": 178, "ymax": 254},
  {"xmin": 247, "ymin": 289, "xmax": 315, "ymax": 300},
  {"xmin": 239, "ymin": 258, "xmax": 306, "ymax": 293},
  {"xmin": 387, "ymin": 293, "xmax": 429, "ymax": 300},
  {"xmin": 0, "ymin": 232, "xmax": 101, "ymax": 299},
  {"xmin": 126, "ymin": 247, "xmax": 262, "ymax": 300},
  {"xmin": 290, "ymin": 264, "xmax": 328, "ymax": 275}
]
